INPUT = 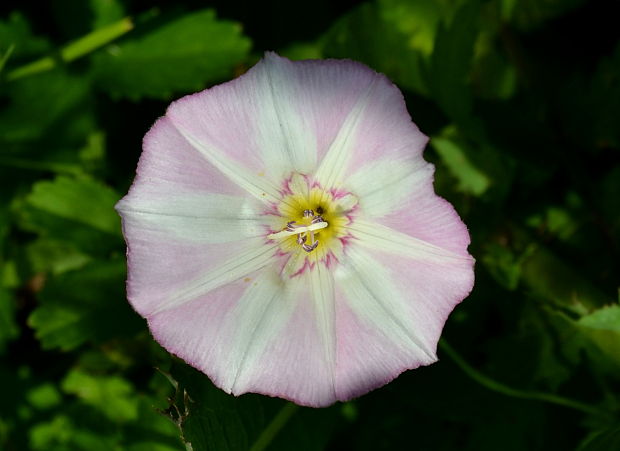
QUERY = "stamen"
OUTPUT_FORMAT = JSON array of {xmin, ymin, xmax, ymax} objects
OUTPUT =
[
  {"xmin": 267, "ymin": 209, "xmax": 329, "ymax": 254},
  {"xmin": 268, "ymin": 221, "xmax": 328, "ymax": 240},
  {"xmin": 302, "ymin": 241, "xmax": 319, "ymax": 252}
]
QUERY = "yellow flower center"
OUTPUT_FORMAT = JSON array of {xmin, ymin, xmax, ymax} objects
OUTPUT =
[{"xmin": 267, "ymin": 174, "xmax": 356, "ymax": 271}]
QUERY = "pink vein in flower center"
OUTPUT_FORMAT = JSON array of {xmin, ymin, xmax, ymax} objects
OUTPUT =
[{"xmin": 267, "ymin": 173, "xmax": 357, "ymax": 276}]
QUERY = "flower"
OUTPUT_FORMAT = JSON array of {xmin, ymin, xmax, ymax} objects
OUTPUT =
[{"xmin": 115, "ymin": 52, "xmax": 475, "ymax": 407}]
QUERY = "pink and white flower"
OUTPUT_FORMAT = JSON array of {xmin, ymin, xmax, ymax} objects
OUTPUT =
[{"xmin": 116, "ymin": 53, "xmax": 475, "ymax": 407}]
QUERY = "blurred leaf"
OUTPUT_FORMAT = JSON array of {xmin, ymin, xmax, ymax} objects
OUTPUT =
[
  {"xmin": 471, "ymin": 33, "xmax": 517, "ymax": 100},
  {"xmin": 549, "ymin": 305, "xmax": 620, "ymax": 376},
  {"xmin": 481, "ymin": 243, "xmax": 536, "ymax": 291},
  {"xmin": 578, "ymin": 426, "xmax": 620, "ymax": 451},
  {"xmin": 506, "ymin": 0, "xmax": 587, "ymax": 31},
  {"xmin": 89, "ymin": 0, "xmax": 126, "ymax": 29},
  {"xmin": 280, "ymin": 42, "xmax": 323, "ymax": 61},
  {"xmin": 92, "ymin": 9, "xmax": 251, "ymax": 99},
  {"xmin": 322, "ymin": 0, "xmax": 455, "ymax": 95},
  {"xmin": 62, "ymin": 368, "xmax": 139, "ymax": 422},
  {"xmin": 29, "ymin": 414, "xmax": 115, "ymax": 451},
  {"xmin": 26, "ymin": 383, "xmax": 62, "ymax": 411},
  {"xmin": 16, "ymin": 175, "xmax": 123, "ymax": 256},
  {"xmin": 432, "ymin": 135, "xmax": 491, "ymax": 196},
  {"xmin": 0, "ymin": 12, "xmax": 50, "ymax": 62},
  {"xmin": 522, "ymin": 245, "xmax": 611, "ymax": 312},
  {"xmin": 28, "ymin": 259, "xmax": 142, "ymax": 350},
  {"xmin": 26, "ymin": 239, "xmax": 91, "ymax": 275},
  {"xmin": 430, "ymin": 0, "xmax": 479, "ymax": 124},
  {"xmin": 0, "ymin": 70, "xmax": 90, "ymax": 143},
  {"xmin": 0, "ymin": 287, "xmax": 19, "ymax": 352}
]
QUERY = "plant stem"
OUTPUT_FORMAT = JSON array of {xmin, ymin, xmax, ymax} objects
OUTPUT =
[
  {"xmin": 439, "ymin": 339, "xmax": 612, "ymax": 419},
  {"xmin": 249, "ymin": 402, "xmax": 299, "ymax": 451},
  {"xmin": 5, "ymin": 17, "xmax": 133, "ymax": 82}
]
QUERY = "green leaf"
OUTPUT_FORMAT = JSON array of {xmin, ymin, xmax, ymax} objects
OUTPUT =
[
  {"xmin": 92, "ymin": 9, "xmax": 251, "ymax": 99},
  {"xmin": 506, "ymin": 0, "xmax": 587, "ymax": 31},
  {"xmin": 0, "ymin": 70, "xmax": 91, "ymax": 143},
  {"xmin": 431, "ymin": 135, "xmax": 491, "ymax": 196},
  {"xmin": 430, "ymin": 0, "xmax": 479, "ymax": 123},
  {"xmin": 548, "ymin": 305, "xmax": 620, "ymax": 376},
  {"xmin": 25, "ymin": 176, "xmax": 120, "ymax": 235},
  {"xmin": 322, "ymin": 0, "xmax": 453, "ymax": 95},
  {"xmin": 0, "ymin": 12, "xmax": 50, "ymax": 62},
  {"xmin": 578, "ymin": 426, "xmax": 620, "ymax": 451},
  {"xmin": 26, "ymin": 239, "xmax": 91, "ymax": 275},
  {"xmin": 28, "ymin": 259, "xmax": 142, "ymax": 350},
  {"xmin": 0, "ymin": 287, "xmax": 19, "ymax": 352},
  {"xmin": 166, "ymin": 362, "xmax": 340, "ymax": 451},
  {"xmin": 16, "ymin": 175, "xmax": 123, "ymax": 256},
  {"xmin": 62, "ymin": 369, "xmax": 139, "ymax": 422}
]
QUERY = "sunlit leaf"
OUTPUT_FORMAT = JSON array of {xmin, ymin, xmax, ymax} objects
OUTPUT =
[
  {"xmin": 16, "ymin": 175, "xmax": 123, "ymax": 256},
  {"xmin": 92, "ymin": 9, "xmax": 251, "ymax": 100}
]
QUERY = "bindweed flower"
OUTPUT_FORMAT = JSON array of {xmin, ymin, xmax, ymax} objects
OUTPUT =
[{"xmin": 116, "ymin": 53, "xmax": 474, "ymax": 407}]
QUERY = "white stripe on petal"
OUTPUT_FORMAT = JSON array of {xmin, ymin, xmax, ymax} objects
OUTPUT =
[
  {"xmin": 117, "ymin": 193, "xmax": 264, "ymax": 243},
  {"xmin": 336, "ymin": 246, "xmax": 437, "ymax": 361},
  {"xmin": 314, "ymin": 78, "xmax": 378, "ymax": 192},
  {"xmin": 345, "ymin": 158, "xmax": 432, "ymax": 218},
  {"xmin": 150, "ymin": 239, "xmax": 279, "ymax": 315},
  {"xmin": 349, "ymin": 219, "xmax": 473, "ymax": 264},
  {"xmin": 256, "ymin": 54, "xmax": 318, "ymax": 176},
  {"xmin": 309, "ymin": 254, "xmax": 337, "ymax": 398},
  {"xmin": 225, "ymin": 269, "xmax": 297, "ymax": 393},
  {"xmin": 170, "ymin": 122, "xmax": 283, "ymax": 204}
]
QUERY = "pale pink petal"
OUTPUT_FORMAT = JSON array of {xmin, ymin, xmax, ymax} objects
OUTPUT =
[
  {"xmin": 149, "ymin": 265, "xmax": 339, "ymax": 407},
  {"xmin": 332, "ymin": 243, "xmax": 474, "ymax": 400},
  {"xmin": 166, "ymin": 53, "xmax": 427, "ymax": 196},
  {"xmin": 116, "ymin": 117, "xmax": 277, "ymax": 316}
]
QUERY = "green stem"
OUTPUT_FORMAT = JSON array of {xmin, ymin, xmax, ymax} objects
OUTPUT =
[
  {"xmin": 439, "ymin": 339, "xmax": 611, "ymax": 418},
  {"xmin": 5, "ymin": 17, "xmax": 133, "ymax": 82},
  {"xmin": 0, "ymin": 44, "xmax": 15, "ymax": 74},
  {"xmin": 249, "ymin": 403, "xmax": 299, "ymax": 451}
]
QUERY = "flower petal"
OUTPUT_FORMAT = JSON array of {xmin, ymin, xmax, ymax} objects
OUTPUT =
[
  {"xmin": 149, "ymin": 265, "xmax": 340, "ymax": 407},
  {"xmin": 116, "ymin": 117, "xmax": 278, "ymax": 316},
  {"xmin": 331, "ymin": 241, "xmax": 474, "ymax": 400},
  {"xmin": 348, "ymin": 219, "xmax": 473, "ymax": 264}
]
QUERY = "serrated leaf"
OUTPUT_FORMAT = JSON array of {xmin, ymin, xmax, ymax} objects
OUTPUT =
[
  {"xmin": 16, "ymin": 175, "xmax": 123, "ymax": 256},
  {"xmin": 28, "ymin": 259, "xmax": 142, "ymax": 350},
  {"xmin": 25, "ymin": 176, "xmax": 120, "ymax": 235},
  {"xmin": 92, "ymin": 9, "xmax": 251, "ymax": 99}
]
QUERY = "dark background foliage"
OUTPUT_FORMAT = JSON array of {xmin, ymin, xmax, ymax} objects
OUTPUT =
[{"xmin": 1, "ymin": 0, "xmax": 619, "ymax": 449}]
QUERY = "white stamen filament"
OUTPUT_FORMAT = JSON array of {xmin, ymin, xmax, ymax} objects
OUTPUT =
[{"xmin": 268, "ymin": 221, "xmax": 328, "ymax": 240}]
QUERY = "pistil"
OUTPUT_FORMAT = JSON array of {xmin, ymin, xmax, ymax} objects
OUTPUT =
[{"xmin": 268, "ymin": 210, "xmax": 328, "ymax": 253}]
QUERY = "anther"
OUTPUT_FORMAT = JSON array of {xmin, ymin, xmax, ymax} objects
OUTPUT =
[
  {"xmin": 303, "ymin": 209, "xmax": 314, "ymax": 218},
  {"xmin": 302, "ymin": 241, "xmax": 319, "ymax": 252},
  {"xmin": 296, "ymin": 234, "xmax": 307, "ymax": 245},
  {"xmin": 311, "ymin": 216, "xmax": 324, "ymax": 224}
]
